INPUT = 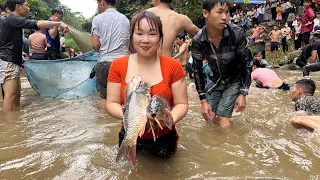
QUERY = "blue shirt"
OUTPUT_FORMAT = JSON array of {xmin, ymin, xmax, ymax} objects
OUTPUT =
[
  {"xmin": 314, "ymin": 25, "xmax": 320, "ymax": 39},
  {"xmin": 45, "ymin": 19, "xmax": 60, "ymax": 50}
]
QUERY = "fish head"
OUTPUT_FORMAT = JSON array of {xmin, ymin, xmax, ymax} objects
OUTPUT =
[
  {"xmin": 136, "ymin": 81, "xmax": 151, "ymax": 95},
  {"xmin": 125, "ymin": 75, "xmax": 142, "ymax": 100},
  {"xmin": 147, "ymin": 95, "xmax": 165, "ymax": 119}
]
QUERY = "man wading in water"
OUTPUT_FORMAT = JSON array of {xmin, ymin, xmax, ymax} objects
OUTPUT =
[
  {"xmin": 91, "ymin": 0, "xmax": 130, "ymax": 109},
  {"xmin": 0, "ymin": 0, "xmax": 69, "ymax": 112},
  {"xmin": 191, "ymin": 0, "xmax": 251, "ymax": 128},
  {"xmin": 147, "ymin": 0, "xmax": 199, "ymax": 57}
]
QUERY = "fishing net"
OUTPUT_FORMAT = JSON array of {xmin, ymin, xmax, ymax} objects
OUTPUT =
[{"xmin": 24, "ymin": 51, "xmax": 98, "ymax": 99}]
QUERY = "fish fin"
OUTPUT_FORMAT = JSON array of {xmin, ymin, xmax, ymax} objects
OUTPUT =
[
  {"xmin": 149, "ymin": 120, "xmax": 156, "ymax": 141},
  {"xmin": 116, "ymin": 140, "xmax": 130, "ymax": 162},
  {"xmin": 127, "ymin": 145, "xmax": 137, "ymax": 165},
  {"xmin": 164, "ymin": 118, "xmax": 173, "ymax": 130},
  {"xmin": 139, "ymin": 127, "xmax": 145, "ymax": 138}
]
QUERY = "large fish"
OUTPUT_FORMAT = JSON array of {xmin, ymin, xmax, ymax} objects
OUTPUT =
[
  {"xmin": 147, "ymin": 94, "xmax": 173, "ymax": 134},
  {"xmin": 116, "ymin": 81, "xmax": 151, "ymax": 164}
]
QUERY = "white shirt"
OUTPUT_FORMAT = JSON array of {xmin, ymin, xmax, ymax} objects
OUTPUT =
[
  {"xmin": 60, "ymin": 36, "xmax": 65, "ymax": 48},
  {"xmin": 314, "ymin": 18, "xmax": 320, "ymax": 32}
]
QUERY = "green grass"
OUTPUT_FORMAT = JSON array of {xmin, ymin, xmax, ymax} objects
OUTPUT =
[{"xmin": 65, "ymin": 37, "xmax": 80, "ymax": 51}]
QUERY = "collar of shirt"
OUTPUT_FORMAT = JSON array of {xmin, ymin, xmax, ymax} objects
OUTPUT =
[{"xmin": 200, "ymin": 25, "xmax": 230, "ymax": 43}]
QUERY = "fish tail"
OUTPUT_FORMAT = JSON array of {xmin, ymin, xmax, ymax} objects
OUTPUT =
[{"xmin": 116, "ymin": 140, "xmax": 137, "ymax": 164}]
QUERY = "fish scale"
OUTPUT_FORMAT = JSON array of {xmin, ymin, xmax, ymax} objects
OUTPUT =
[{"xmin": 116, "ymin": 81, "xmax": 151, "ymax": 164}]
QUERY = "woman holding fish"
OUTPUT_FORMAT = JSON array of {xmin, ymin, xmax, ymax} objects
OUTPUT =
[{"xmin": 106, "ymin": 11, "xmax": 188, "ymax": 164}]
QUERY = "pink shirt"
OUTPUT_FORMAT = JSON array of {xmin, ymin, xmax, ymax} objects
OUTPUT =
[
  {"xmin": 251, "ymin": 68, "xmax": 279, "ymax": 87},
  {"xmin": 28, "ymin": 32, "xmax": 47, "ymax": 54}
]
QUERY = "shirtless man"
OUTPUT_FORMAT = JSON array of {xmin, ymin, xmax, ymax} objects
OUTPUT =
[
  {"xmin": 268, "ymin": 25, "xmax": 282, "ymax": 62},
  {"xmin": 173, "ymin": 34, "xmax": 189, "ymax": 69},
  {"xmin": 147, "ymin": 0, "xmax": 199, "ymax": 57}
]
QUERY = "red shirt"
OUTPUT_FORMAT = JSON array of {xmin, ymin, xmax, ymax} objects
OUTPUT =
[
  {"xmin": 301, "ymin": 6, "xmax": 315, "ymax": 34},
  {"xmin": 108, "ymin": 55, "xmax": 185, "ymax": 139}
]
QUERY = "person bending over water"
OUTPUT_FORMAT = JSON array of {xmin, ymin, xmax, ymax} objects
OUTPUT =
[
  {"xmin": 291, "ymin": 79, "xmax": 320, "ymax": 131},
  {"xmin": 106, "ymin": 11, "xmax": 188, "ymax": 157},
  {"xmin": 251, "ymin": 63, "xmax": 290, "ymax": 91}
]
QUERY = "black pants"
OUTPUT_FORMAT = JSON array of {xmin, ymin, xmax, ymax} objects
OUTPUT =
[
  {"xmin": 47, "ymin": 48, "xmax": 61, "ymax": 60},
  {"xmin": 271, "ymin": 7, "xmax": 277, "ymax": 20},
  {"xmin": 282, "ymin": 37, "xmax": 288, "ymax": 53},
  {"xmin": 296, "ymin": 56, "xmax": 307, "ymax": 68},
  {"xmin": 31, "ymin": 53, "xmax": 48, "ymax": 60},
  {"xmin": 295, "ymin": 34, "xmax": 302, "ymax": 50},
  {"xmin": 303, "ymin": 32, "xmax": 311, "ymax": 45},
  {"xmin": 302, "ymin": 62, "xmax": 320, "ymax": 76},
  {"xmin": 119, "ymin": 129, "xmax": 178, "ymax": 157}
]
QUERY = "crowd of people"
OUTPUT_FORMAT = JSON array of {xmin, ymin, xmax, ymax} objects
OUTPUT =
[{"xmin": 1, "ymin": 0, "xmax": 320, "ymax": 160}]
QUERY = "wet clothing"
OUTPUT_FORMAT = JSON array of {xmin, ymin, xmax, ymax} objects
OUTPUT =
[
  {"xmin": 277, "ymin": 83, "xmax": 290, "ymax": 91},
  {"xmin": 206, "ymin": 78, "xmax": 241, "ymax": 118},
  {"xmin": 191, "ymin": 24, "xmax": 251, "ymax": 101},
  {"xmin": 251, "ymin": 68, "xmax": 279, "ymax": 87},
  {"xmin": 295, "ymin": 95, "xmax": 320, "ymax": 115},
  {"xmin": 30, "ymin": 53, "xmax": 48, "ymax": 60},
  {"xmin": 91, "ymin": 8, "xmax": 130, "ymax": 63},
  {"xmin": 119, "ymin": 129, "xmax": 178, "ymax": 157},
  {"xmin": 94, "ymin": 61, "xmax": 112, "ymax": 99},
  {"xmin": 0, "ymin": 14, "xmax": 38, "ymax": 66},
  {"xmin": 108, "ymin": 55, "xmax": 185, "ymax": 140},
  {"xmin": 0, "ymin": 59, "xmax": 20, "ymax": 84}
]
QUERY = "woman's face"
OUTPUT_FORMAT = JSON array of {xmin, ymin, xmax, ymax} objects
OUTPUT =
[{"xmin": 133, "ymin": 18, "xmax": 160, "ymax": 58}]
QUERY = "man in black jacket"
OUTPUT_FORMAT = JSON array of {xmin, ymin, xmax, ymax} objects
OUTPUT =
[{"xmin": 191, "ymin": 0, "xmax": 252, "ymax": 128}]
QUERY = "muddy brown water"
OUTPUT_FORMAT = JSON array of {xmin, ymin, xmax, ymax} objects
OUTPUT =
[{"xmin": 1, "ymin": 69, "xmax": 320, "ymax": 179}]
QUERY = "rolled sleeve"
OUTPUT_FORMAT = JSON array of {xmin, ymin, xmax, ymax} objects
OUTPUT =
[
  {"xmin": 91, "ymin": 17, "xmax": 99, "ymax": 36},
  {"xmin": 191, "ymin": 38, "xmax": 206, "ymax": 99},
  {"xmin": 235, "ymin": 30, "xmax": 252, "ymax": 95}
]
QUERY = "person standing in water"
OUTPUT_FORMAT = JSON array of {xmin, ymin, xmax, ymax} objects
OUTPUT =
[
  {"xmin": 44, "ymin": 8, "xmax": 64, "ymax": 60},
  {"xmin": 147, "ymin": 0, "xmax": 199, "ymax": 57},
  {"xmin": 91, "ymin": 0, "xmax": 130, "ymax": 109},
  {"xmin": 191, "ymin": 0, "xmax": 251, "ymax": 128},
  {"xmin": 106, "ymin": 11, "xmax": 188, "ymax": 157},
  {"xmin": 0, "ymin": 0, "xmax": 69, "ymax": 112}
]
